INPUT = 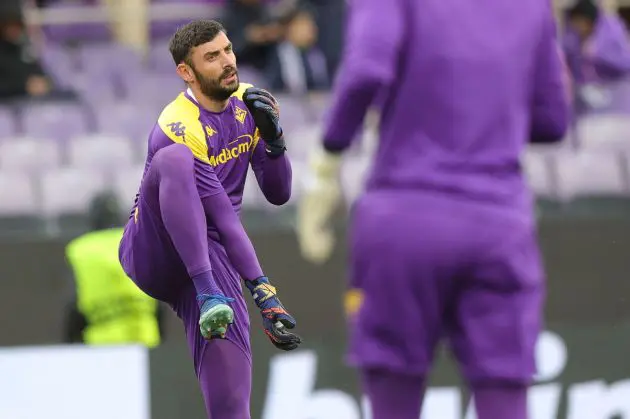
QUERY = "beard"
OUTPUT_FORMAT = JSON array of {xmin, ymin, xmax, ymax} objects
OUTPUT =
[{"xmin": 191, "ymin": 65, "xmax": 239, "ymax": 102}]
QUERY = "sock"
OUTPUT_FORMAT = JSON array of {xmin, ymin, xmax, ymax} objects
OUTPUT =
[
  {"xmin": 361, "ymin": 368, "xmax": 425, "ymax": 419},
  {"xmin": 155, "ymin": 146, "xmax": 219, "ymax": 299},
  {"xmin": 473, "ymin": 384, "xmax": 528, "ymax": 419},
  {"xmin": 192, "ymin": 271, "xmax": 223, "ymax": 297}
]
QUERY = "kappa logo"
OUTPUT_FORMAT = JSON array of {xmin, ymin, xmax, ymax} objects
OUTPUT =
[
  {"xmin": 166, "ymin": 122, "xmax": 186, "ymax": 137},
  {"xmin": 205, "ymin": 125, "xmax": 217, "ymax": 138}
]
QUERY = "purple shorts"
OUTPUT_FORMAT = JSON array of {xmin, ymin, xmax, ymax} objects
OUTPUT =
[{"xmin": 347, "ymin": 190, "xmax": 544, "ymax": 385}]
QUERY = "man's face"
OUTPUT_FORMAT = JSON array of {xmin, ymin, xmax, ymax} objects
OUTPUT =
[
  {"xmin": 569, "ymin": 16, "xmax": 595, "ymax": 41},
  {"xmin": 186, "ymin": 32, "xmax": 239, "ymax": 101}
]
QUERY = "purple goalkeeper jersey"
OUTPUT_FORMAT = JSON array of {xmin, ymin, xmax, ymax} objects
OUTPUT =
[
  {"xmin": 131, "ymin": 83, "xmax": 279, "ymax": 239},
  {"xmin": 323, "ymin": 0, "xmax": 569, "ymax": 212}
]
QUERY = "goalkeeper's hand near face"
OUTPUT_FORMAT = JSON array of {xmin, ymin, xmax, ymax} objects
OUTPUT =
[
  {"xmin": 243, "ymin": 87, "xmax": 286, "ymax": 157},
  {"xmin": 245, "ymin": 276, "xmax": 301, "ymax": 351}
]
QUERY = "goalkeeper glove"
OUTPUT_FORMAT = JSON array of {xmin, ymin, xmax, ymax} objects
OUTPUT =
[
  {"xmin": 296, "ymin": 146, "xmax": 343, "ymax": 264},
  {"xmin": 243, "ymin": 87, "xmax": 286, "ymax": 157},
  {"xmin": 245, "ymin": 276, "xmax": 302, "ymax": 351}
]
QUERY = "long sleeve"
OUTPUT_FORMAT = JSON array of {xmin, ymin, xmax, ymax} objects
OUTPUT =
[
  {"xmin": 201, "ymin": 190, "xmax": 264, "ymax": 281},
  {"xmin": 530, "ymin": 11, "xmax": 570, "ymax": 143},
  {"xmin": 250, "ymin": 140, "xmax": 292, "ymax": 205},
  {"xmin": 321, "ymin": 0, "xmax": 405, "ymax": 152},
  {"xmin": 152, "ymin": 119, "xmax": 265, "ymax": 281},
  {"xmin": 591, "ymin": 14, "xmax": 630, "ymax": 75}
]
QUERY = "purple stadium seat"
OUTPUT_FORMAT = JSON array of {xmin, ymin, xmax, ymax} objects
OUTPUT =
[
  {"xmin": 285, "ymin": 123, "xmax": 319, "ymax": 161},
  {"xmin": 149, "ymin": 41, "xmax": 174, "ymax": 73},
  {"xmin": 39, "ymin": 45, "xmax": 77, "ymax": 89},
  {"xmin": 274, "ymin": 94, "xmax": 310, "ymax": 131},
  {"xmin": 67, "ymin": 135, "xmax": 136, "ymax": 171},
  {"xmin": 95, "ymin": 103, "xmax": 155, "ymax": 153},
  {"xmin": 0, "ymin": 107, "xmax": 17, "ymax": 139},
  {"xmin": 122, "ymin": 73, "xmax": 185, "ymax": 111},
  {"xmin": 576, "ymin": 114, "xmax": 630, "ymax": 151},
  {"xmin": 67, "ymin": 72, "xmax": 119, "ymax": 103},
  {"xmin": 22, "ymin": 102, "xmax": 90, "ymax": 142},
  {"xmin": 305, "ymin": 92, "xmax": 332, "ymax": 122},
  {"xmin": 41, "ymin": 3, "xmax": 112, "ymax": 43},
  {"xmin": 79, "ymin": 43, "xmax": 144, "ymax": 77},
  {"xmin": 42, "ymin": 23, "xmax": 112, "ymax": 44},
  {"xmin": 0, "ymin": 138, "xmax": 62, "ymax": 173},
  {"xmin": 150, "ymin": 20, "xmax": 190, "ymax": 42},
  {"xmin": 555, "ymin": 150, "xmax": 628, "ymax": 200},
  {"xmin": 0, "ymin": 172, "xmax": 38, "ymax": 217},
  {"xmin": 242, "ymin": 168, "xmax": 264, "ymax": 209},
  {"xmin": 41, "ymin": 167, "xmax": 106, "ymax": 216}
]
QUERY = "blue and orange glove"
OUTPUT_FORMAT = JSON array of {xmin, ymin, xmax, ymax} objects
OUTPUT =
[
  {"xmin": 243, "ymin": 87, "xmax": 286, "ymax": 157},
  {"xmin": 245, "ymin": 276, "xmax": 301, "ymax": 351}
]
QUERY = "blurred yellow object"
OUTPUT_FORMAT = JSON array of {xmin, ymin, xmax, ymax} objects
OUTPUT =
[
  {"xmin": 344, "ymin": 289, "xmax": 364, "ymax": 317},
  {"xmin": 66, "ymin": 228, "xmax": 161, "ymax": 348},
  {"xmin": 296, "ymin": 146, "xmax": 343, "ymax": 264}
]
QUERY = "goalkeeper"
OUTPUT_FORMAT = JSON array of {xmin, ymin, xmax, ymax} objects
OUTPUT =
[{"xmin": 119, "ymin": 20, "xmax": 301, "ymax": 419}]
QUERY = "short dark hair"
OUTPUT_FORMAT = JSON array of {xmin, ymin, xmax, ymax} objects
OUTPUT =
[
  {"xmin": 567, "ymin": 0, "xmax": 599, "ymax": 23},
  {"xmin": 169, "ymin": 20, "xmax": 226, "ymax": 65}
]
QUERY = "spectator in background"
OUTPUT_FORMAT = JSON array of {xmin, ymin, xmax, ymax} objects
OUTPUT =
[
  {"xmin": 0, "ymin": 4, "xmax": 52, "ymax": 101},
  {"xmin": 267, "ymin": 4, "xmax": 329, "ymax": 93},
  {"xmin": 563, "ymin": 0, "xmax": 630, "ymax": 84},
  {"xmin": 64, "ymin": 192, "xmax": 164, "ymax": 347},
  {"xmin": 563, "ymin": 0, "xmax": 630, "ymax": 112},
  {"xmin": 222, "ymin": 0, "xmax": 284, "ymax": 72},
  {"xmin": 306, "ymin": 0, "xmax": 344, "ymax": 78}
]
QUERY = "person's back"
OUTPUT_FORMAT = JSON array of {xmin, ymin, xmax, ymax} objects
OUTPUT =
[
  {"xmin": 370, "ymin": 2, "xmax": 560, "ymax": 206},
  {"xmin": 320, "ymin": 0, "xmax": 568, "ymax": 213},
  {"xmin": 66, "ymin": 228, "xmax": 161, "ymax": 347},
  {"xmin": 299, "ymin": 1, "xmax": 569, "ymax": 418}
]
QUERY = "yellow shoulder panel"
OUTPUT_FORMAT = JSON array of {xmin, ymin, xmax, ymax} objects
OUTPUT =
[
  {"xmin": 231, "ymin": 82, "xmax": 254, "ymax": 101},
  {"xmin": 157, "ymin": 94, "xmax": 210, "ymax": 164}
]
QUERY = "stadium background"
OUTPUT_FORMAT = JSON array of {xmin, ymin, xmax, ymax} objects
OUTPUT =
[{"xmin": 2, "ymin": 0, "xmax": 630, "ymax": 418}]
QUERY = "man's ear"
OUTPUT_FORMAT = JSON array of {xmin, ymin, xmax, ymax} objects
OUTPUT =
[{"xmin": 176, "ymin": 63, "xmax": 195, "ymax": 84}]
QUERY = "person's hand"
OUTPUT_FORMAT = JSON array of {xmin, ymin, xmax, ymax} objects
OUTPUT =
[
  {"xmin": 296, "ymin": 147, "xmax": 343, "ymax": 264},
  {"xmin": 26, "ymin": 76, "xmax": 51, "ymax": 97},
  {"xmin": 245, "ymin": 277, "xmax": 301, "ymax": 351}
]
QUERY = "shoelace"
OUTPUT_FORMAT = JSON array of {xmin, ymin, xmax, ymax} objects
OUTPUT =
[{"xmin": 196, "ymin": 294, "xmax": 235, "ymax": 304}]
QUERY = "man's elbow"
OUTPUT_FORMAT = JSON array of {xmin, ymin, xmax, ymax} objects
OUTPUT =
[
  {"xmin": 264, "ymin": 186, "xmax": 291, "ymax": 206},
  {"xmin": 530, "ymin": 106, "xmax": 570, "ymax": 144}
]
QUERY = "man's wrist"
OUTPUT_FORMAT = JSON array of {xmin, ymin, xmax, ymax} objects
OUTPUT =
[{"xmin": 264, "ymin": 136, "xmax": 286, "ymax": 158}]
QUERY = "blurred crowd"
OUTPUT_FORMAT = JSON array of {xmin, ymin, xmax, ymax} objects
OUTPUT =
[
  {"xmin": 3, "ymin": 0, "xmax": 630, "ymax": 111},
  {"xmin": 0, "ymin": 0, "xmax": 344, "ymax": 101},
  {"xmin": 1, "ymin": 0, "xmax": 630, "ymax": 217}
]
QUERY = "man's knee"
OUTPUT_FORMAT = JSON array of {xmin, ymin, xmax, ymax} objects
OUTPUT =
[{"xmin": 152, "ymin": 144, "xmax": 195, "ymax": 180}]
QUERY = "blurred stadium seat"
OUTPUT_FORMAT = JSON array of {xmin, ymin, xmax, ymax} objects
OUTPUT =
[
  {"xmin": 113, "ymin": 164, "xmax": 145, "ymax": 206},
  {"xmin": 0, "ymin": 172, "xmax": 42, "ymax": 234},
  {"xmin": 40, "ymin": 167, "xmax": 106, "ymax": 232},
  {"xmin": 22, "ymin": 102, "xmax": 92, "ymax": 142},
  {"xmin": 554, "ymin": 150, "xmax": 630, "ymax": 201},
  {"xmin": 0, "ymin": 137, "xmax": 62, "ymax": 173},
  {"xmin": 0, "ymin": 107, "xmax": 17, "ymax": 138},
  {"xmin": 67, "ymin": 134, "xmax": 136, "ymax": 172}
]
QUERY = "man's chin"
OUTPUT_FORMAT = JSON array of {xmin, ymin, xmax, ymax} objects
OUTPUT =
[{"xmin": 224, "ymin": 79, "xmax": 240, "ymax": 92}]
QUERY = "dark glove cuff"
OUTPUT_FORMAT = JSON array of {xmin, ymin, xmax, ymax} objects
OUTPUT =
[
  {"xmin": 264, "ymin": 136, "xmax": 286, "ymax": 158},
  {"xmin": 245, "ymin": 276, "xmax": 269, "ymax": 293}
]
